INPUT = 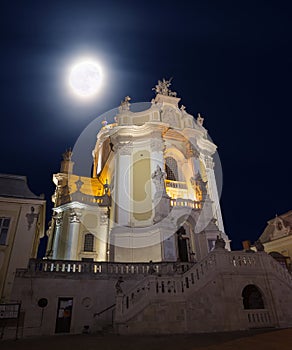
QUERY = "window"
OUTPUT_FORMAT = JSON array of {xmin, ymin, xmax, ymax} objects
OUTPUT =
[
  {"xmin": 0, "ymin": 217, "xmax": 10, "ymax": 245},
  {"xmin": 165, "ymin": 157, "xmax": 178, "ymax": 181},
  {"xmin": 242, "ymin": 285, "xmax": 265, "ymax": 309},
  {"xmin": 83, "ymin": 233, "xmax": 94, "ymax": 252}
]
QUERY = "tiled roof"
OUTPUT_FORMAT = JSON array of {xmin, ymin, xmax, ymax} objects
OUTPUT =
[{"xmin": 0, "ymin": 174, "xmax": 43, "ymax": 200}]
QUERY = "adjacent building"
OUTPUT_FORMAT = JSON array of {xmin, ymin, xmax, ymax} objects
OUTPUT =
[
  {"xmin": 0, "ymin": 174, "xmax": 46, "ymax": 301},
  {"xmin": 257, "ymin": 210, "xmax": 292, "ymax": 272}
]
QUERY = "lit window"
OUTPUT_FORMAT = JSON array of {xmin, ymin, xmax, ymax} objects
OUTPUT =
[
  {"xmin": 165, "ymin": 157, "xmax": 178, "ymax": 181},
  {"xmin": 0, "ymin": 217, "xmax": 11, "ymax": 245},
  {"xmin": 84, "ymin": 233, "xmax": 94, "ymax": 252}
]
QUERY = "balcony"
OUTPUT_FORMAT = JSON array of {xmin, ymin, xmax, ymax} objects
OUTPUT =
[
  {"xmin": 165, "ymin": 180, "xmax": 202, "ymax": 209},
  {"xmin": 165, "ymin": 179, "xmax": 188, "ymax": 199}
]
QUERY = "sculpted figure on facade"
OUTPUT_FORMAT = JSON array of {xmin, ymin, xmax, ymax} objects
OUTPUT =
[
  {"xmin": 190, "ymin": 172, "xmax": 208, "ymax": 202},
  {"xmin": 197, "ymin": 113, "xmax": 204, "ymax": 126},
  {"xmin": 62, "ymin": 148, "xmax": 72, "ymax": 161},
  {"xmin": 152, "ymin": 78, "xmax": 177, "ymax": 97},
  {"xmin": 151, "ymin": 165, "xmax": 167, "ymax": 194},
  {"xmin": 214, "ymin": 235, "xmax": 226, "ymax": 250},
  {"xmin": 119, "ymin": 96, "xmax": 131, "ymax": 112}
]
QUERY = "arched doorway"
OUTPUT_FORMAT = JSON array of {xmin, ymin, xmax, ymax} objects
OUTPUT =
[
  {"xmin": 176, "ymin": 226, "xmax": 189, "ymax": 262},
  {"xmin": 242, "ymin": 285, "xmax": 265, "ymax": 309}
]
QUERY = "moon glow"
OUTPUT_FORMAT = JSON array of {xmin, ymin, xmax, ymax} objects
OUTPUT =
[{"xmin": 69, "ymin": 60, "xmax": 103, "ymax": 97}]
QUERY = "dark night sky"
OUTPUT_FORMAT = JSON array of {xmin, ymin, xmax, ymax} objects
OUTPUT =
[{"xmin": 1, "ymin": 0, "xmax": 291, "ymax": 250}]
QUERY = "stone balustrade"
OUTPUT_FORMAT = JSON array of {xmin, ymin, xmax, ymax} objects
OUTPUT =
[
  {"xmin": 170, "ymin": 198, "xmax": 201, "ymax": 209},
  {"xmin": 245, "ymin": 309, "xmax": 273, "ymax": 328},
  {"xmin": 15, "ymin": 259, "xmax": 193, "ymax": 277},
  {"xmin": 165, "ymin": 180, "xmax": 188, "ymax": 189}
]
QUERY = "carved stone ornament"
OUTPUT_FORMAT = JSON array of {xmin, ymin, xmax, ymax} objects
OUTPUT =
[
  {"xmin": 152, "ymin": 78, "xmax": 177, "ymax": 97},
  {"xmin": 204, "ymin": 156, "xmax": 214, "ymax": 169},
  {"xmin": 186, "ymin": 142, "xmax": 200, "ymax": 159},
  {"xmin": 150, "ymin": 138, "xmax": 164, "ymax": 152},
  {"xmin": 115, "ymin": 276, "xmax": 124, "ymax": 294},
  {"xmin": 26, "ymin": 206, "xmax": 39, "ymax": 230},
  {"xmin": 69, "ymin": 208, "xmax": 82, "ymax": 223},
  {"xmin": 75, "ymin": 178, "xmax": 84, "ymax": 192},
  {"xmin": 180, "ymin": 105, "xmax": 186, "ymax": 112},
  {"xmin": 118, "ymin": 141, "xmax": 133, "ymax": 155},
  {"xmin": 161, "ymin": 106, "xmax": 179, "ymax": 127},
  {"xmin": 100, "ymin": 213, "xmax": 108, "ymax": 226},
  {"xmin": 53, "ymin": 212, "xmax": 63, "ymax": 227}
]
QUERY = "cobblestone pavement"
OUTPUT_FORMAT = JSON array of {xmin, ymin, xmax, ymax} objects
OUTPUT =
[{"xmin": 1, "ymin": 328, "xmax": 291, "ymax": 350}]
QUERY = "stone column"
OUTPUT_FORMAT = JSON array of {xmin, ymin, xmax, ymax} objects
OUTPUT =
[
  {"xmin": 65, "ymin": 208, "xmax": 81, "ymax": 260},
  {"xmin": 52, "ymin": 213, "xmax": 63, "ymax": 259}
]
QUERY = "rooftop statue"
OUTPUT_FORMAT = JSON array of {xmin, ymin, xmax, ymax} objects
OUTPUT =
[
  {"xmin": 152, "ymin": 78, "xmax": 177, "ymax": 97},
  {"xmin": 119, "ymin": 96, "xmax": 131, "ymax": 112},
  {"xmin": 197, "ymin": 113, "xmax": 204, "ymax": 126},
  {"xmin": 62, "ymin": 148, "xmax": 72, "ymax": 161}
]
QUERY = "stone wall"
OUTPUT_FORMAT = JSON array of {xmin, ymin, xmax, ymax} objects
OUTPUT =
[{"xmin": 5, "ymin": 251, "xmax": 292, "ymax": 338}]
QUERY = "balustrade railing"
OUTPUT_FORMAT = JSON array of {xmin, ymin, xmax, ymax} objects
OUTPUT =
[
  {"xmin": 165, "ymin": 180, "xmax": 187, "ymax": 189},
  {"xmin": 245, "ymin": 309, "xmax": 273, "ymax": 328},
  {"xmin": 18, "ymin": 259, "xmax": 193, "ymax": 277},
  {"xmin": 170, "ymin": 198, "xmax": 202, "ymax": 209},
  {"xmin": 70, "ymin": 192, "xmax": 110, "ymax": 207}
]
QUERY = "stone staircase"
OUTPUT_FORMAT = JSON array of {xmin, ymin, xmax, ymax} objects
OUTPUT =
[{"xmin": 114, "ymin": 250, "xmax": 292, "ymax": 334}]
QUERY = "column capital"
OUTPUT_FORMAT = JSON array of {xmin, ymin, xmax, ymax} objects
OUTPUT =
[
  {"xmin": 69, "ymin": 208, "xmax": 82, "ymax": 223},
  {"xmin": 53, "ymin": 212, "xmax": 63, "ymax": 226}
]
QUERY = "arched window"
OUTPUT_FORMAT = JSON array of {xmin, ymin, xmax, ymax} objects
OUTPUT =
[
  {"xmin": 165, "ymin": 157, "xmax": 178, "ymax": 181},
  {"xmin": 84, "ymin": 233, "xmax": 94, "ymax": 252},
  {"xmin": 242, "ymin": 285, "xmax": 265, "ymax": 309}
]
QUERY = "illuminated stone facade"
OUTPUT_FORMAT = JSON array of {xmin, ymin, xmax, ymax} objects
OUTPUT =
[{"xmin": 46, "ymin": 82, "xmax": 230, "ymax": 264}]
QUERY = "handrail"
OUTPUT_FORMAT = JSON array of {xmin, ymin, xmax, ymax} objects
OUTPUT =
[{"xmin": 94, "ymin": 304, "xmax": 116, "ymax": 317}]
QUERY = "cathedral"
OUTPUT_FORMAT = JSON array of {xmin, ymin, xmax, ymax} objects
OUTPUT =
[
  {"xmin": 3, "ymin": 80, "xmax": 292, "ymax": 338},
  {"xmin": 46, "ymin": 78, "xmax": 229, "ymax": 265}
]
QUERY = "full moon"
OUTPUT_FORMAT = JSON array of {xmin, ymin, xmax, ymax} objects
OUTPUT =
[{"xmin": 69, "ymin": 60, "xmax": 103, "ymax": 97}]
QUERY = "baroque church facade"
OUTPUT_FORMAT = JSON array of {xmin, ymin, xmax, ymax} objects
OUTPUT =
[
  {"xmin": 3, "ymin": 80, "xmax": 292, "ymax": 337},
  {"xmin": 46, "ymin": 78, "xmax": 229, "ymax": 265}
]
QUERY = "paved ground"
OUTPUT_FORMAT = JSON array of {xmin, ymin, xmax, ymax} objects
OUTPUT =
[{"xmin": 1, "ymin": 328, "xmax": 292, "ymax": 350}]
